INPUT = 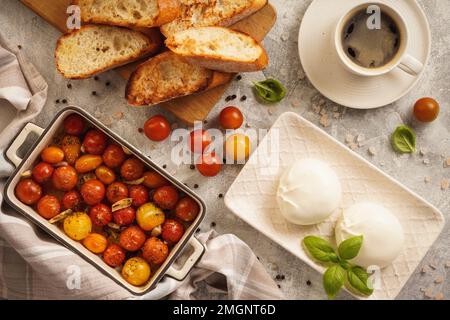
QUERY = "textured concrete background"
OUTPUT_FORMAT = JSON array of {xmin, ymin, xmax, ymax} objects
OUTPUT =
[{"xmin": 0, "ymin": 0, "xmax": 448, "ymax": 299}]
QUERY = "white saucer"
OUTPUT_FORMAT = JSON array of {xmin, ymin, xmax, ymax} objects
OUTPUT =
[{"xmin": 298, "ymin": 0, "xmax": 431, "ymax": 109}]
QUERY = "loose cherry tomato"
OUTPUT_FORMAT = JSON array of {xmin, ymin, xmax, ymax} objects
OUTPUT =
[
  {"xmin": 136, "ymin": 203, "xmax": 165, "ymax": 231},
  {"xmin": 83, "ymin": 233, "xmax": 108, "ymax": 254},
  {"xmin": 64, "ymin": 114, "xmax": 85, "ymax": 135},
  {"xmin": 89, "ymin": 204, "xmax": 112, "ymax": 227},
  {"xmin": 83, "ymin": 129, "xmax": 107, "ymax": 155},
  {"xmin": 106, "ymin": 182, "xmax": 129, "ymax": 204},
  {"xmin": 62, "ymin": 190, "xmax": 82, "ymax": 210},
  {"xmin": 15, "ymin": 179, "xmax": 42, "ymax": 205},
  {"xmin": 119, "ymin": 226, "xmax": 146, "ymax": 252},
  {"xmin": 63, "ymin": 212, "xmax": 92, "ymax": 241},
  {"xmin": 153, "ymin": 186, "xmax": 179, "ymax": 210},
  {"xmin": 37, "ymin": 195, "xmax": 61, "ymax": 219},
  {"xmin": 161, "ymin": 219, "xmax": 184, "ymax": 244},
  {"xmin": 60, "ymin": 135, "xmax": 81, "ymax": 165},
  {"xmin": 80, "ymin": 179, "xmax": 105, "ymax": 205},
  {"xmin": 120, "ymin": 158, "xmax": 144, "ymax": 181},
  {"xmin": 113, "ymin": 207, "xmax": 136, "ymax": 226},
  {"xmin": 225, "ymin": 133, "xmax": 251, "ymax": 162},
  {"xmin": 175, "ymin": 197, "xmax": 200, "ymax": 222},
  {"xmin": 189, "ymin": 129, "xmax": 212, "ymax": 154},
  {"xmin": 144, "ymin": 115, "xmax": 171, "ymax": 142},
  {"xmin": 52, "ymin": 166, "xmax": 78, "ymax": 191},
  {"xmin": 41, "ymin": 146, "xmax": 65, "ymax": 164},
  {"xmin": 103, "ymin": 244, "xmax": 126, "ymax": 267},
  {"xmin": 414, "ymin": 97, "xmax": 440, "ymax": 122},
  {"xmin": 75, "ymin": 154, "xmax": 103, "ymax": 173},
  {"xmin": 220, "ymin": 106, "xmax": 244, "ymax": 129},
  {"xmin": 143, "ymin": 237, "xmax": 169, "ymax": 265},
  {"xmin": 129, "ymin": 185, "xmax": 149, "ymax": 207},
  {"xmin": 102, "ymin": 144, "xmax": 126, "ymax": 169},
  {"xmin": 122, "ymin": 257, "xmax": 151, "ymax": 286},
  {"xmin": 32, "ymin": 162, "xmax": 54, "ymax": 184},
  {"xmin": 196, "ymin": 152, "xmax": 222, "ymax": 177},
  {"xmin": 142, "ymin": 171, "xmax": 169, "ymax": 189},
  {"xmin": 95, "ymin": 165, "xmax": 116, "ymax": 185}
]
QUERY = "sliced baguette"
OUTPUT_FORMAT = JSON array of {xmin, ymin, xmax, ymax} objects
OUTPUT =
[
  {"xmin": 166, "ymin": 27, "xmax": 268, "ymax": 72},
  {"xmin": 160, "ymin": 0, "xmax": 267, "ymax": 37},
  {"xmin": 73, "ymin": 0, "xmax": 181, "ymax": 28},
  {"xmin": 126, "ymin": 51, "xmax": 232, "ymax": 106},
  {"xmin": 55, "ymin": 25, "xmax": 161, "ymax": 79}
]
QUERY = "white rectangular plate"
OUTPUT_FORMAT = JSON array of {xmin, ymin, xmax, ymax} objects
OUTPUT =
[{"xmin": 225, "ymin": 112, "xmax": 445, "ymax": 300}]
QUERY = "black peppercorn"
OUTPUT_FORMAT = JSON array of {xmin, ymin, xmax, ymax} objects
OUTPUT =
[
  {"xmin": 190, "ymin": 164, "xmax": 195, "ymax": 170},
  {"xmin": 105, "ymin": 81, "xmax": 111, "ymax": 86},
  {"xmin": 194, "ymin": 184, "xmax": 199, "ymax": 189},
  {"xmin": 218, "ymin": 193, "xmax": 223, "ymax": 198},
  {"xmin": 210, "ymin": 222, "xmax": 216, "ymax": 227},
  {"xmin": 306, "ymin": 280, "xmax": 312, "ymax": 286},
  {"xmin": 62, "ymin": 99, "xmax": 67, "ymax": 104},
  {"xmin": 236, "ymin": 75, "xmax": 242, "ymax": 81},
  {"xmin": 92, "ymin": 91, "xmax": 97, "ymax": 96},
  {"xmin": 55, "ymin": 99, "xmax": 60, "ymax": 104},
  {"xmin": 162, "ymin": 164, "xmax": 167, "ymax": 169},
  {"xmin": 67, "ymin": 83, "xmax": 72, "ymax": 89},
  {"xmin": 94, "ymin": 76, "xmax": 99, "ymax": 81},
  {"xmin": 240, "ymin": 95, "xmax": 247, "ymax": 102}
]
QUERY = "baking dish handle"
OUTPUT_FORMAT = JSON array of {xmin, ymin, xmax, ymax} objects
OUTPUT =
[
  {"xmin": 6, "ymin": 122, "xmax": 44, "ymax": 167},
  {"xmin": 165, "ymin": 237, "xmax": 205, "ymax": 281}
]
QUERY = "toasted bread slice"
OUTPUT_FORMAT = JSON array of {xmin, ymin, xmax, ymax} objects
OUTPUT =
[
  {"xmin": 160, "ymin": 0, "xmax": 267, "ymax": 37},
  {"xmin": 55, "ymin": 25, "xmax": 161, "ymax": 79},
  {"xmin": 126, "ymin": 51, "xmax": 232, "ymax": 106},
  {"xmin": 166, "ymin": 27, "xmax": 268, "ymax": 72},
  {"xmin": 73, "ymin": 0, "xmax": 181, "ymax": 28}
]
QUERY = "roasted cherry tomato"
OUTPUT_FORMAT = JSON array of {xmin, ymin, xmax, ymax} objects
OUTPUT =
[
  {"xmin": 64, "ymin": 114, "xmax": 85, "ymax": 135},
  {"xmin": 83, "ymin": 129, "xmax": 107, "ymax": 155},
  {"xmin": 144, "ymin": 115, "xmax": 171, "ymax": 142},
  {"xmin": 52, "ymin": 166, "xmax": 78, "ymax": 191},
  {"xmin": 106, "ymin": 182, "xmax": 129, "ymax": 204},
  {"xmin": 143, "ymin": 237, "xmax": 169, "ymax": 265},
  {"xmin": 122, "ymin": 257, "xmax": 151, "ymax": 286},
  {"xmin": 32, "ymin": 162, "xmax": 54, "ymax": 184},
  {"xmin": 414, "ymin": 97, "xmax": 440, "ymax": 123},
  {"xmin": 189, "ymin": 129, "xmax": 212, "ymax": 154},
  {"xmin": 103, "ymin": 244, "xmax": 126, "ymax": 267},
  {"xmin": 75, "ymin": 154, "xmax": 103, "ymax": 173},
  {"xmin": 63, "ymin": 212, "xmax": 92, "ymax": 241},
  {"xmin": 129, "ymin": 185, "xmax": 149, "ymax": 207},
  {"xmin": 102, "ymin": 144, "xmax": 126, "ymax": 169},
  {"xmin": 61, "ymin": 190, "xmax": 82, "ymax": 210},
  {"xmin": 196, "ymin": 152, "xmax": 222, "ymax": 177},
  {"xmin": 89, "ymin": 203, "xmax": 112, "ymax": 227},
  {"xmin": 41, "ymin": 146, "xmax": 65, "ymax": 164},
  {"xmin": 153, "ymin": 186, "xmax": 179, "ymax": 210},
  {"xmin": 80, "ymin": 179, "xmax": 105, "ymax": 205},
  {"xmin": 95, "ymin": 165, "xmax": 116, "ymax": 185},
  {"xmin": 175, "ymin": 197, "xmax": 200, "ymax": 222},
  {"xmin": 161, "ymin": 219, "xmax": 184, "ymax": 244},
  {"xmin": 136, "ymin": 203, "xmax": 165, "ymax": 231},
  {"xmin": 143, "ymin": 171, "xmax": 169, "ymax": 189},
  {"xmin": 220, "ymin": 106, "xmax": 244, "ymax": 129},
  {"xmin": 61, "ymin": 135, "xmax": 81, "ymax": 165},
  {"xmin": 113, "ymin": 207, "xmax": 136, "ymax": 226},
  {"xmin": 15, "ymin": 179, "xmax": 42, "ymax": 205},
  {"xmin": 83, "ymin": 233, "xmax": 108, "ymax": 254},
  {"xmin": 119, "ymin": 226, "xmax": 146, "ymax": 252},
  {"xmin": 37, "ymin": 195, "xmax": 61, "ymax": 219},
  {"xmin": 120, "ymin": 158, "xmax": 144, "ymax": 181}
]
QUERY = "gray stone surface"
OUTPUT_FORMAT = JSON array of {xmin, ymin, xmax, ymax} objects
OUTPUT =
[{"xmin": 0, "ymin": 0, "xmax": 448, "ymax": 300}]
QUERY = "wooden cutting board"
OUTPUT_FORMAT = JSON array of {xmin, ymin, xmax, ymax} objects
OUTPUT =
[{"xmin": 19, "ymin": 0, "xmax": 277, "ymax": 125}]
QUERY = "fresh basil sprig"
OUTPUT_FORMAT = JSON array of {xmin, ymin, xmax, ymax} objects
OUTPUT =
[
  {"xmin": 391, "ymin": 125, "xmax": 416, "ymax": 153},
  {"xmin": 253, "ymin": 78, "xmax": 286, "ymax": 103},
  {"xmin": 302, "ymin": 235, "xmax": 373, "ymax": 299}
]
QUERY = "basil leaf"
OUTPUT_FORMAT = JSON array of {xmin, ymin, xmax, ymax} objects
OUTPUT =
[
  {"xmin": 338, "ymin": 235, "xmax": 363, "ymax": 260},
  {"xmin": 253, "ymin": 79, "xmax": 286, "ymax": 103},
  {"xmin": 323, "ymin": 265, "xmax": 346, "ymax": 299},
  {"xmin": 347, "ymin": 266, "xmax": 374, "ymax": 296},
  {"xmin": 303, "ymin": 236, "xmax": 338, "ymax": 263},
  {"xmin": 391, "ymin": 125, "xmax": 416, "ymax": 153}
]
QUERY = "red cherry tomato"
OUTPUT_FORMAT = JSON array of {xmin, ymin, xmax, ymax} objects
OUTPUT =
[
  {"xmin": 196, "ymin": 152, "xmax": 222, "ymax": 177},
  {"xmin": 175, "ymin": 197, "xmax": 200, "ymax": 222},
  {"xmin": 61, "ymin": 190, "xmax": 81, "ymax": 210},
  {"xmin": 32, "ymin": 162, "xmax": 54, "ymax": 184},
  {"xmin": 189, "ymin": 129, "xmax": 212, "ymax": 154},
  {"xmin": 161, "ymin": 219, "xmax": 184, "ymax": 244},
  {"xmin": 153, "ymin": 186, "xmax": 179, "ymax": 210},
  {"xmin": 143, "ymin": 171, "xmax": 170, "ymax": 189},
  {"xmin": 106, "ymin": 182, "xmax": 129, "ymax": 204},
  {"xmin": 89, "ymin": 203, "xmax": 112, "ymax": 227},
  {"xmin": 113, "ymin": 207, "xmax": 136, "ymax": 226},
  {"xmin": 15, "ymin": 179, "xmax": 42, "ymax": 205},
  {"xmin": 102, "ymin": 144, "xmax": 126, "ymax": 169},
  {"xmin": 413, "ymin": 98, "xmax": 440, "ymax": 122},
  {"xmin": 37, "ymin": 195, "xmax": 61, "ymax": 219},
  {"xmin": 220, "ymin": 106, "xmax": 244, "ymax": 129},
  {"xmin": 52, "ymin": 166, "xmax": 78, "ymax": 191},
  {"xmin": 129, "ymin": 185, "xmax": 149, "ymax": 207},
  {"xmin": 120, "ymin": 158, "xmax": 144, "ymax": 181},
  {"xmin": 80, "ymin": 179, "xmax": 105, "ymax": 205},
  {"xmin": 144, "ymin": 115, "xmax": 171, "ymax": 142},
  {"xmin": 142, "ymin": 237, "xmax": 169, "ymax": 265},
  {"xmin": 103, "ymin": 244, "xmax": 126, "ymax": 267},
  {"xmin": 119, "ymin": 226, "xmax": 146, "ymax": 252},
  {"xmin": 83, "ymin": 129, "xmax": 107, "ymax": 155},
  {"xmin": 64, "ymin": 114, "xmax": 85, "ymax": 135}
]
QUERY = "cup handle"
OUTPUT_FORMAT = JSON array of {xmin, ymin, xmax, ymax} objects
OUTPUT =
[
  {"xmin": 6, "ymin": 122, "xmax": 44, "ymax": 167},
  {"xmin": 165, "ymin": 237, "xmax": 204, "ymax": 281},
  {"xmin": 398, "ymin": 54, "xmax": 423, "ymax": 76}
]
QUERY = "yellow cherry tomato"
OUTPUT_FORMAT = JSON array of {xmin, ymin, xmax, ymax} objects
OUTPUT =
[
  {"xmin": 136, "ymin": 203, "xmax": 165, "ymax": 231},
  {"xmin": 122, "ymin": 257, "xmax": 151, "ymax": 286},
  {"xmin": 63, "ymin": 212, "xmax": 92, "ymax": 241},
  {"xmin": 225, "ymin": 133, "xmax": 251, "ymax": 162},
  {"xmin": 83, "ymin": 233, "xmax": 108, "ymax": 254}
]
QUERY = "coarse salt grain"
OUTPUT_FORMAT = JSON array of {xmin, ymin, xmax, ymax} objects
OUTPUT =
[
  {"xmin": 424, "ymin": 176, "xmax": 431, "ymax": 184},
  {"xmin": 423, "ymin": 159, "xmax": 430, "ymax": 165},
  {"xmin": 424, "ymin": 288, "xmax": 434, "ymax": 299},
  {"xmin": 434, "ymin": 276, "xmax": 444, "ymax": 284},
  {"xmin": 319, "ymin": 115, "xmax": 329, "ymax": 127},
  {"xmin": 441, "ymin": 179, "xmax": 449, "ymax": 190},
  {"xmin": 113, "ymin": 111, "xmax": 123, "ymax": 120},
  {"xmin": 368, "ymin": 147, "xmax": 377, "ymax": 156},
  {"xmin": 345, "ymin": 134, "xmax": 354, "ymax": 144},
  {"xmin": 444, "ymin": 158, "xmax": 450, "ymax": 168}
]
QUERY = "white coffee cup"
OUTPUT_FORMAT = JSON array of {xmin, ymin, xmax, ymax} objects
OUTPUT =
[{"xmin": 334, "ymin": 2, "xmax": 423, "ymax": 77}]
